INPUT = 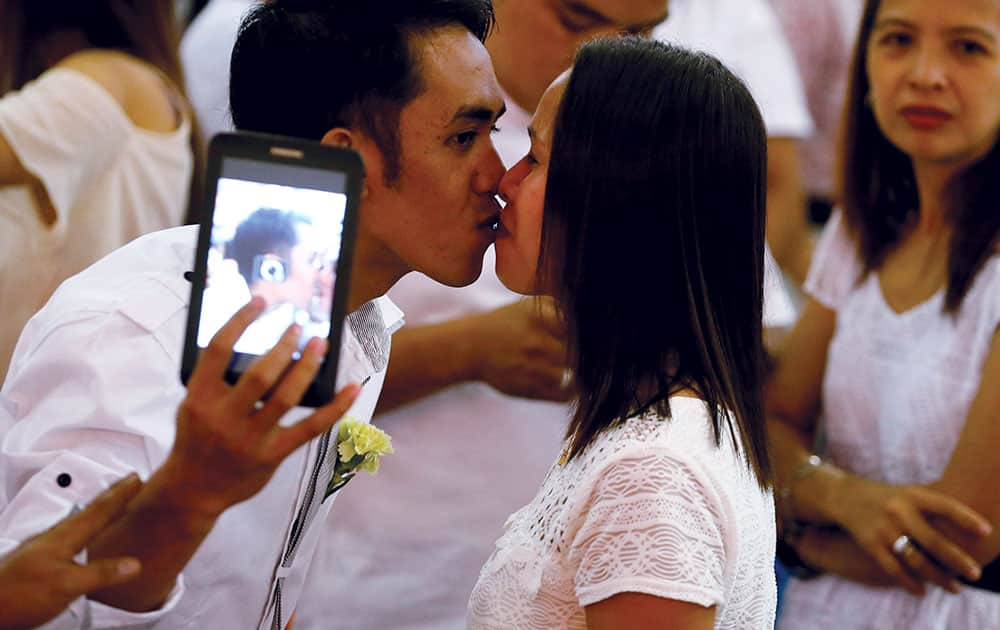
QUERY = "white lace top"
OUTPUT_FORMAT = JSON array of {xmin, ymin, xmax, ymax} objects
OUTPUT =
[
  {"xmin": 779, "ymin": 211, "xmax": 1000, "ymax": 629},
  {"xmin": 467, "ymin": 397, "xmax": 776, "ymax": 629}
]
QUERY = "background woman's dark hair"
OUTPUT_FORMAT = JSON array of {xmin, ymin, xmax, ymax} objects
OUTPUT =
[
  {"xmin": 540, "ymin": 37, "xmax": 771, "ymax": 487},
  {"xmin": 840, "ymin": 0, "xmax": 1000, "ymax": 312},
  {"xmin": 0, "ymin": 0, "xmax": 203, "ymax": 224},
  {"xmin": 229, "ymin": 0, "xmax": 495, "ymax": 186}
]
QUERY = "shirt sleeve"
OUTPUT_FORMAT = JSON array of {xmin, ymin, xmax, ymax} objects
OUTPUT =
[
  {"xmin": 803, "ymin": 210, "xmax": 863, "ymax": 310},
  {"xmin": 0, "ymin": 68, "xmax": 132, "ymax": 223},
  {"xmin": 569, "ymin": 448, "xmax": 729, "ymax": 609},
  {"xmin": 0, "ymin": 308, "xmax": 186, "ymax": 628}
]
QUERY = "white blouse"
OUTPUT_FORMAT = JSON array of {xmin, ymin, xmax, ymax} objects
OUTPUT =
[
  {"xmin": 0, "ymin": 67, "xmax": 192, "ymax": 378},
  {"xmin": 467, "ymin": 397, "xmax": 776, "ymax": 629},
  {"xmin": 779, "ymin": 211, "xmax": 1000, "ymax": 629}
]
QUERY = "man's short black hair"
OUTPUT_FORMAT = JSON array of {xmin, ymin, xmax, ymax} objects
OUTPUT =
[
  {"xmin": 228, "ymin": 208, "xmax": 308, "ymax": 285},
  {"xmin": 229, "ymin": 0, "xmax": 495, "ymax": 184}
]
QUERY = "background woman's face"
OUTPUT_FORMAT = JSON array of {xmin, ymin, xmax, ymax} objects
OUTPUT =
[
  {"xmin": 866, "ymin": 0, "xmax": 1000, "ymax": 169},
  {"xmin": 494, "ymin": 75, "xmax": 568, "ymax": 295}
]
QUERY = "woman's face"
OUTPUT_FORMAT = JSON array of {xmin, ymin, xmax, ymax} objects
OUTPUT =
[
  {"xmin": 494, "ymin": 74, "xmax": 568, "ymax": 295},
  {"xmin": 866, "ymin": 0, "xmax": 1000, "ymax": 169}
]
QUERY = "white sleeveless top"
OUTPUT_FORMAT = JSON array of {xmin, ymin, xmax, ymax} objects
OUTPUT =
[
  {"xmin": 467, "ymin": 397, "xmax": 777, "ymax": 629},
  {"xmin": 779, "ymin": 211, "xmax": 1000, "ymax": 629},
  {"xmin": 0, "ymin": 67, "xmax": 192, "ymax": 378}
]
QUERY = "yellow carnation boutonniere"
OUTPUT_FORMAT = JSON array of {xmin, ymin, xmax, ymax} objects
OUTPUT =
[{"xmin": 325, "ymin": 417, "xmax": 394, "ymax": 498}]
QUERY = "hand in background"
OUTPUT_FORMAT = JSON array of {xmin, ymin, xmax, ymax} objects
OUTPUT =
[
  {"xmin": 0, "ymin": 474, "xmax": 143, "ymax": 630},
  {"xmin": 831, "ymin": 478, "xmax": 991, "ymax": 595},
  {"xmin": 468, "ymin": 297, "xmax": 573, "ymax": 402}
]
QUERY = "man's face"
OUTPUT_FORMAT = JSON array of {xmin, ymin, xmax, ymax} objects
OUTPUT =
[
  {"xmin": 361, "ymin": 25, "xmax": 506, "ymax": 287},
  {"xmin": 489, "ymin": 0, "xmax": 670, "ymax": 111}
]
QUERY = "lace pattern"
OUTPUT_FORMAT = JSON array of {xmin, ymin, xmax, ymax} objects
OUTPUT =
[{"xmin": 467, "ymin": 398, "xmax": 776, "ymax": 629}]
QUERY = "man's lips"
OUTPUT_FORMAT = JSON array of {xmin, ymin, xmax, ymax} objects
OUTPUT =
[
  {"xmin": 477, "ymin": 211, "xmax": 502, "ymax": 231},
  {"xmin": 901, "ymin": 106, "xmax": 952, "ymax": 129}
]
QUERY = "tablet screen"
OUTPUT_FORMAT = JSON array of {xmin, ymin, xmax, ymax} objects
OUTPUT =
[{"xmin": 197, "ymin": 157, "xmax": 348, "ymax": 359}]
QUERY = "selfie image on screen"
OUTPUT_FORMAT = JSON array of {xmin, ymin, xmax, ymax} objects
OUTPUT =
[{"xmin": 197, "ymin": 176, "xmax": 346, "ymax": 356}]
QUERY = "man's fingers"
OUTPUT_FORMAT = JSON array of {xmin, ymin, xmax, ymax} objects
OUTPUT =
[
  {"xmin": 230, "ymin": 323, "xmax": 304, "ymax": 414},
  {"xmin": 192, "ymin": 297, "xmax": 266, "ymax": 386},
  {"xmin": 49, "ymin": 474, "xmax": 142, "ymax": 551},
  {"xmin": 269, "ymin": 383, "xmax": 361, "ymax": 460},
  {"xmin": 252, "ymin": 337, "xmax": 328, "ymax": 427},
  {"xmin": 912, "ymin": 487, "xmax": 993, "ymax": 535},
  {"xmin": 62, "ymin": 557, "xmax": 142, "ymax": 596}
]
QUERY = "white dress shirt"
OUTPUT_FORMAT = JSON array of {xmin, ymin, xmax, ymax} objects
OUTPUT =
[
  {"xmin": 654, "ymin": 0, "xmax": 814, "ymax": 140},
  {"xmin": 0, "ymin": 225, "xmax": 402, "ymax": 629}
]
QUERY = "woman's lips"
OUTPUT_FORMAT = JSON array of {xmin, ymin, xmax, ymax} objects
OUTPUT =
[{"xmin": 901, "ymin": 106, "xmax": 952, "ymax": 130}]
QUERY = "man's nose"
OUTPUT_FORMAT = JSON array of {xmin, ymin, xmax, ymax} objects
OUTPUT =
[{"xmin": 476, "ymin": 143, "xmax": 506, "ymax": 194}]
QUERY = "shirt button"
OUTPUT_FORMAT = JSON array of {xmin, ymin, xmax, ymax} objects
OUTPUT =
[{"xmin": 56, "ymin": 473, "xmax": 72, "ymax": 488}]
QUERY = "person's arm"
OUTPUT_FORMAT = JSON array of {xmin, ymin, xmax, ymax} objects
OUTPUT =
[
  {"xmin": 375, "ymin": 297, "xmax": 571, "ymax": 413},
  {"xmin": 770, "ymin": 301, "xmax": 991, "ymax": 593},
  {"xmin": 793, "ymin": 527, "xmax": 898, "ymax": 588},
  {"xmin": 925, "ymin": 328, "xmax": 1000, "ymax": 567},
  {"xmin": 766, "ymin": 297, "xmax": 837, "ymax": 523},
  {"xmin": 764, "ymin": 137, "xmax": 813, "ymax": 286},
  {"xmin": 84, "ymin": 299, "xmax": 359, "ymax": 612},
  {"xmin": 0, "ymin": 475, "xmax": 144, "ymax": 630},
  {"xmin": 585, "ymin": 593, "xmax": 715, "ymax": 630}
]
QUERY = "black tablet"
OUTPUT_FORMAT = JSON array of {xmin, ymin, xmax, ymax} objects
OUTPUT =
[{"xmin": 181, "ymin": 132, "xmax": 364, "ymax": 407}]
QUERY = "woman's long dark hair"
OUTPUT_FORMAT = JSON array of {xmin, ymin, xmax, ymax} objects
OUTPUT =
[
  {"xmin": 840, "ymin": 0, "xmax": 1000, "ymax": 312},
  {"xmin": 0, "ymin": 0, "xmax": 203, "ymax": 223},
  {"xmin": 540, "ymin": 37, "xmax": 771, "ymax": 487}
]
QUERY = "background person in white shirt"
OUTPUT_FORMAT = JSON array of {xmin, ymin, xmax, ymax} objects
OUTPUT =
[
  {"xmin": 0, "ymin": 0, "xmax": 199, "ymax": 379},
  {"xmin": 468, "ymin": 37, "xmax": 776, "ymax": 628},
  {"xmin": 298, "ymin": 1, "xmax": 806, "ymax": 627},
  {"xmin": 0, "ymin": 1, "xmax": 506, "ymax": 628}
]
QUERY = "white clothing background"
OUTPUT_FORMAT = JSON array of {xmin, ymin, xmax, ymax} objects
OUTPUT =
[
  {"xmin": 0, "ymin": 226, "xmax": 402, "ymax": 629},
  {"xmin": 654, "ymin": 0, "xmax": 814, "ymax": 140},
  {"xmin": 297, "ymin": 8, "xmax": 804, "ymax": 624},
  {"xmin": 0, "ymin": 68, "xmax": 192, "ymax": 378},
  {"xmin": 778, "ymin": 212, "xmax": 1000, "ymax": 629},
  {"xmin": 467, "ymin": 398, "xmax": 777, "ymax": 629},
  {"xmin": 181, "ymin": 0, "xmax": 260, "ymax": 142}
]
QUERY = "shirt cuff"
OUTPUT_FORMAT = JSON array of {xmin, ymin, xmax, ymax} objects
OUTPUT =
[{"xmin": 51, "ymin": 575, "xmax": 186, "ymax": 629}]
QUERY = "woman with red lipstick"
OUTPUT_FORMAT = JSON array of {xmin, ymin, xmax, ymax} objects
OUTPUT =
[{"xmin": 769, "ymin": 0, "xmax": 1000, "ymax": 627}]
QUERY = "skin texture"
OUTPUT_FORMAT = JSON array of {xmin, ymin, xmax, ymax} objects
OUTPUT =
[
  {"xmin": 494, "ymin": 74, "xmax": 567, "ymax": 295},
  {"xmin": 487, "ymin": 0, "xmax": 669, "ymax": 112},
  {"xmin": 0, "ymin": 475, "xmax": 144, "ymax": 630},
  {"xmin": 768, "ymin": 0, "xmax": 1000, "ymax": 598},
  {"xmin": 343, "ymin": 26, "xmax": 506, "ymax": 294}
]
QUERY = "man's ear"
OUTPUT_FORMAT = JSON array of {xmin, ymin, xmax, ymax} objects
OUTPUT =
[
  {"xmin": 320, "ymin": 127, "xmax": 354, "ymax": 148},
  {"xmin": 321, "ymin": 127, "xmax": 381, "ymax": 200}
]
